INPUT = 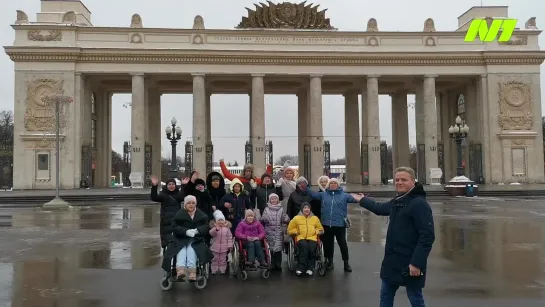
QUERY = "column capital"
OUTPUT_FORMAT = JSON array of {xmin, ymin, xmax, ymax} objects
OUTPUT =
[
  {"xmin": 130, "ymin": 72, "xmax": 145, "ymax": 77},
  {"xmin": 366, "ymin": 74, "xmax": 380, "ymax": 79},
  {"xmin": 424, "ymin": 74, "xmax": 438, "ymax": 78},
  {"xmin": 251, "ymin": 74, "xmax": 265, "ymax": 77},
  {"xmin": 309, "ymin": 74, "xmax": 322, "ymax": 78},
  {"xmin": 192, "ymin": 73, "xmax": 205, "ymax": 77},
  {"xmin": 480, "ymin": 74, "xmax": 488, "ymax": 78}
]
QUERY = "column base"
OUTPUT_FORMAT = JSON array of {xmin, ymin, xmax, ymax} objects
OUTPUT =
[{"xmin": 42, "ymin": 196, "xmax": 71, "ymax": 210}]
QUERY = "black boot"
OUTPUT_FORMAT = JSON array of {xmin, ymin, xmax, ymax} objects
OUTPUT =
[
  {"xmin": 343, "ymin": 260, "xmax": 352, "ymax": 272},
  {"xmin": 326, "ymin": 258, "xmax": 334, "ymax": 270}
]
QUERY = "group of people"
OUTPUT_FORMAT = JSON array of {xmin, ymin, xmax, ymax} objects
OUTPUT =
[{"xmin": 151, "ymin": 162, "xmax": 435, "ymax": 307}]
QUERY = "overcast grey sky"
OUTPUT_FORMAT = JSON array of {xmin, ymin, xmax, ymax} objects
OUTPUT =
[{"xmin": 1, "ymin": 0, "xmax": 544, "ymax": 163}]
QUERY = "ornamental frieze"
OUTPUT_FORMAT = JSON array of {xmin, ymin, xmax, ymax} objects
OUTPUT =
[
  {"xmin": 498, "ymin": 81, "xmax": 534, "ymax": 130},
  {"xmin": 24, "ymin": 79, "xmax": 65, "ymax": 132},
  {"xmin": 27, "ymin": 30, "xmax": 62, "ymax": 41},
  {"xmin": 236, "ymin": 1, "xmax": 335, "ymax": 30}
]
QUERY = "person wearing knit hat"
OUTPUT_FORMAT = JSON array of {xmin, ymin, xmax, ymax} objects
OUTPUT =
[
  {"xmin": 219, "ymin": 178, "xmax": 253, "ymax": 233},
  {"xmin": 183, "ymin": 171, "xmax": 214, "ymax": 221},
  {"xmin": 150, "ymin": 174, "xmax": 185, "ymax": 248},
  {"xmin": 164, "ymin": 194, "xmax": 212, "ymax": 282},
  {"xmin": 304, "ymin": 176, "xmax": 358, "ymax": 273},
  {"xmin": 209, "ymin": 210, "xmax": 233, "ymax": 275},
  {"xmin": 261, "ymin": 192, "xmax": 289, "ymax": 271},
  {"xmin": 287, "ymin": 202, "xmax": 324, "ymax": 276},
  {"xmin": 253, "ymin": 172, "xmax": 284, "ymax": 215},
  {"xmin": 286, "ymin": 176, "xmax": 313, "ymax": 219},
  {"xmin": 234, "ymin": 209, "xmax": 267, "ymax": 268}
]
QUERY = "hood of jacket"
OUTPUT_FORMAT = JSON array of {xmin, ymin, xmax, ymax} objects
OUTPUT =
[
  {"xmin": 162, "ymin": 178, "xmax": 179, "ymax": 194},
  {"xmin": 317, "ymin": 176, "xmax": 329, "ymax": 192},
  {"xmin": 230, "ymin": 178, "xmax": 245, "ymax": 193},
  {"xmin": 325, "ymin": 186, "xmax": 344, "ymax": 195}
]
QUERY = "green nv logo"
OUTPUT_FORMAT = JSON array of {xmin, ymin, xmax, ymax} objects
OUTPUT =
[{"xmin": 464, "ymin": 18, "xmax": 517, "ymax": 42}]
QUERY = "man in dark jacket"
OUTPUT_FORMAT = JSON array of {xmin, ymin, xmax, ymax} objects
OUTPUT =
[{"xmin": 351, "ymin": 166, "xmax": 434, "ymax": 307}]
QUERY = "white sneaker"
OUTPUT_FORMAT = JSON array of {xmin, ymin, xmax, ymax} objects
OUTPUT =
[
  {"xmin": 296, "ymin": 270, "xmax": 302, "ymax": 276},
  {"xmin": 306, "ymin": 270, "xmax": 313, "ymax": 276}
]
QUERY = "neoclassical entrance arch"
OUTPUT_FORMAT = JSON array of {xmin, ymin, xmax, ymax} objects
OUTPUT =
[{"xmin": 5, "ymin": 1, "xmax": 545, "ymax": 189}]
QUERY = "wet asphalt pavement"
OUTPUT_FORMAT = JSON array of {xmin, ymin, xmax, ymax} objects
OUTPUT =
[{"xmin": 0, "ymin": 196, "xmax": 545, "ymax": 306}]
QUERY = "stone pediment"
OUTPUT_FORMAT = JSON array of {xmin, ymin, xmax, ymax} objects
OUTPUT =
[{"xmin": 236, "ymin": 1, "xmax": 336, "ymax": 30}]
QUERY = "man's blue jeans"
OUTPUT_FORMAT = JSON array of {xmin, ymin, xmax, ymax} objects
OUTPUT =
[{"xmin": 380, "ymin": 279, "xmax": 425, "ymax": 307}]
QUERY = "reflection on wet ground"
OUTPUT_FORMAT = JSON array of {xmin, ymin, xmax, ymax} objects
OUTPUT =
[{"xmin": 0, "ymin": 198, "xmax": 544, "ymax": 306}]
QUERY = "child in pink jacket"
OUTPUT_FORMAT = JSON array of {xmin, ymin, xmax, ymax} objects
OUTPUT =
[
  {"xmin": 235, "ymin": 209, "xmax": 267, "ymax": 268},
  {"xmin": 209, "ymin": 210, "xmax": 234, "ymax": 275}
]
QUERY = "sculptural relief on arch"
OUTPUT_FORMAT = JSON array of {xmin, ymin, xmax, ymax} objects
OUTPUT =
[{"xmin": 5, "ymin": 1, "xmax": 545, "ymax": 189}]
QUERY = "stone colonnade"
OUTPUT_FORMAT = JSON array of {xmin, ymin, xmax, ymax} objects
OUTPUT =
[{"xmin": 11, "ymin": 71, "xmax": 545, "ymax": 189}]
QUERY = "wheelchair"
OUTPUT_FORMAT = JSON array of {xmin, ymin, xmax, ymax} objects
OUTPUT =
[
  {"xmin": 160, "ymin": 247, "xmax": 210, "ymax": 291},
  {"xmin": 286, "ymin": 236, "xmax": 326, "ymax": 276},
  {"xmin": 229, "ymin": 238, "xmax": 272, "ymax": 280}
]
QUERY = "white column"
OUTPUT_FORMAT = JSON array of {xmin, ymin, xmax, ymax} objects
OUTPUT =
[
  {"xmin": 423, "ymin": 75, "xmax": 438, "ymax": 183},
  {"xmin": 106, "ymin": 92, "xmax": 112, "ymax": 186},
  {"xmin": 297, "ymin": 90, "xmax": 309, "ymax": 177},
  {"xmin": 192, "ymin": 73, "xmax": 206, "ymax": 173},
  {"xmin": 73, "ymin": 73, "xmax": 85, "ymax": 186},
  {"xmin": 251, "ymin": 74, "xmax": 266, "ymax": 175},
  {"xmin": 205, "ymin": 92, "xmax": 212, "ymax": 143},
  {"xmin": 148, "ymin": 88, "xmax": 162, "ymax": 177},
  {"xmin": 360, "ymin": 87, "xmax": 368, "ymax": 184},
  {"xmin": 366, "ymin": 76, "xmax": 381, "ymax": 185},
  {"xmin": 308, "ymin": 75, "xmax": 324, "ymax": 185},
  {"xmin": 415, "ymin": 81, "xmax": 425, "ymax": 182},
  {"xmin": 130, "ymin": 73, "xmax": 146, "ymax": 187},
  {"xmin": 391, "ymin": 92, "xmax": 410, "ymax": 169},
  {"xmin": 344, "ymin": 91, "xmax": 361, "ymax": 184}
]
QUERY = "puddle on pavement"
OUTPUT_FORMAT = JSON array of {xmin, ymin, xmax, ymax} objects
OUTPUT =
[
  {"xmin": 3, "ymin": 206, "xmax": 160, "ymax": 229},
  {"xmin": 2, "ymin": 238, "xmax": 162, "ymax": 306},
  {"xmin": 0, "ymin": 200, "xmax": 545, "ymax": 305}
]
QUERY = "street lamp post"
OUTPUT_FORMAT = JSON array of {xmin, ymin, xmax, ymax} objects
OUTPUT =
[
  {"xmin": 165, "ymin": 117, "xmax": 182, "ymax": 179},
  {"xmin": 42, "ymin": 94, "xmax": 73, "ymax": 209},
  {"xmin": 448, "ymin": 116, "xmax": 470, "ymax": 177}
]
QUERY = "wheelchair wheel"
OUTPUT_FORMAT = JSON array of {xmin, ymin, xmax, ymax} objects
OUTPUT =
[
  {"xmin": 287, "ymin": 239, "xmax": 295, "ymax": 271},
  {"xmin": 194, "ymin": 276, "xmax": 207, "ymax": 290},
  {"xmin": 317, "ymin": 243, "xmax": 326, "ymax": 276},
  {"xmin": 230, "ymin": 245, "xmax": 239, "ymax": 276},
  {"xmin": 160, "ymin": 276, "xmax": 173, "ymax": 291},
  {"xmin": 202, "ymin": 263, "xmax": 210, "ymax": 279},
  {"xmin": 239, "ymin": 270, "xmax": 248, "ymax": 280}
]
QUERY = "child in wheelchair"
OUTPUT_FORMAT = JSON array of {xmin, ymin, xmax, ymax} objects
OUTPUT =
[
  {"xmin": 235, "ymin": 209, "xmax": 267, "ymax": 268},
  {"xmin": 287, "ymin": 202, "xmax": 324, "ymax": 276}
]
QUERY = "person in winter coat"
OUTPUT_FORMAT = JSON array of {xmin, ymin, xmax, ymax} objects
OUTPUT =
[
  {"xmin": 209, "ymin": 210, "xmax": 233, "ymax": 275},
  {"xmin": 150, "ymin": 175, "xmax": 185, "ymax": 248},
  {"xmin": 235, "ymin": 209, "xmax": 267, "ymax": 268},
  {"xmin": 311, "ymin": 175, "xmax": 329, "ymax": 218},
  {"xmin": 218, "ymin": 178, "xmax": 253, "ymax": 233},
  {"xmin": 287, "ymin": 202, "xmax": 324, "ymax": 276},
  {"xmin": 252, "ymin": 173, "xmax": 284, "ymax": 215},
  {"xmin": 206, "ymin": 171, "xmax": 226, "ymax": 210},
  {"xmin": 162, "ymin": 195, "xmax": 213, "ymax": 281},
  {"xmin": 219, "ymin": 159, "xmax": 273, "ymax": 191},
  {"xmin": 184, "ymin": 171, "xmax": 214, "ymax": 220},
  {"xmin": 287, "ymin": 177, "xmax": 313, "ymax": 219},
  {"xmin": 275, "ymin": 165, "xmax": 297, "ymax": 212},
  {"xmin": 261, "ymin": 193, "xmax": 289, "ymax": 271},
  {"xmin": 306, "ymin": 177, "xmax": 357, "ymax": 272},
  {"xmin": 351, "ymin": 167, "xmax": 435, "ymax": 307}
]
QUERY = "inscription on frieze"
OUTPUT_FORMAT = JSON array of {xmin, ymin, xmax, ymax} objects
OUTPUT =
[{"xmin": 209, "ymin": 36, "xmax": 365, "ymax": 45}]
